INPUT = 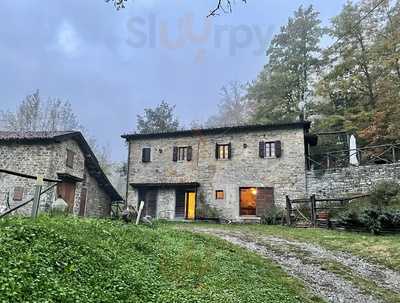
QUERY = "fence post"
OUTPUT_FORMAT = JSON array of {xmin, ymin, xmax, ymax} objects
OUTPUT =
[
  {"xmin": 285, "ymin": 196, "xmax": 292, "ymax": 226},
  {"xmin": 327, "ymin": 154, "xmax": 331, "ymax": 169},
  {"xmin": 310, "ymin": 195, "xmax": 317, "ymax": 227},
  {"xmin": 136, "ymin": 201, "xmax": 144, "ymax": 225},
  {"xmin": 31, "ymin": 176, "xmax": 44, "ymax": 219},
  {"xmin": 392, "ymin": 146, "xmax": 396, "ymax": 163}
]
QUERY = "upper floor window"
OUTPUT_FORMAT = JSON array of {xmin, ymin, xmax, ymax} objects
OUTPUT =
[
  {"xmin": 142, "ymin": 148, "xmax": 151, "ymax": 163},
  {"xmin": 216, "ymin": 143, "xmax": 231, "ymax": 160},
  {"xmin": 259, "ymin": 141, "xmax": 282, "ymax": 159},
  {"xmin": 66, "ymin": 149, "xmax": 75, "ymax": 168},
  {"xmin": 173, "ymin": 146, "xmax": 193, "ymax": 162}
]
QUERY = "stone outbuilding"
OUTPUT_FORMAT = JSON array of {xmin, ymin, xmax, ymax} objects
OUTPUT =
[
  {"xmin": 122, "ymin": 122, "xmax": 311, "ymax": 222},
  {"xmin": 0, "ymin": 131, "xmax": 123, "ymax": 217}
]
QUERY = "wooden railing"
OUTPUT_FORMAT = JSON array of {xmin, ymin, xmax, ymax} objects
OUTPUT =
[{"xmin": 308, "ymin": 143, "xmax": 400, "ymax": 170}]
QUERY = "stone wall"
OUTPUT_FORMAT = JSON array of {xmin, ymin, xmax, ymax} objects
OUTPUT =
[
  {"xmin": 306, "ymin": 162, "xmax": 400, "ymax": 198},
  {"xmin": 127, "ymin": 127, "xmax": 307, "ymax": 221},
  {"xmin": 0, "ymin": 139, "xmax": 110, "ymax": 217}
]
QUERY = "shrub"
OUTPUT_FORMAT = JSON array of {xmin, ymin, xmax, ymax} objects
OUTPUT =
[
  {"xmin": 261, "ymin": 206, "xmax": 283, "ymax": 225},
  {"xmin": 369, "ymin": 181, "xmax": 400, "ymax": 209}
]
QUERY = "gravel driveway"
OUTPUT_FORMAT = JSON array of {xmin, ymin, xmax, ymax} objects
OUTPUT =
[{"xmin": 186, "ymin": 227, "xmax": 400, "ymax": 303}]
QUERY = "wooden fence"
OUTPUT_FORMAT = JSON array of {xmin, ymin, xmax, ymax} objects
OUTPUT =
[
  {"xmin": 308, "ymin": 143, "xmax": 400, "ymax": 170},
  {"xmin": 285, "ymin": 194, "xmax": 368, "ymax": 228}
]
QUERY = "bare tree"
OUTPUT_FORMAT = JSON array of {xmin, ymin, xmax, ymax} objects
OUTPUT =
[
  {"xmin": 0, "ymin": 90, "xmax": 112, "ymax": 174},
  {"xmin": 0, "ymin": 90, "xmax": 81, "ymax": 132},
  {"xmin": 106, "ymin": 0, "xmax": 247, "ymax": 16},
  {"xmin": 206, "ymin": 81, "xmax": 254, "ymax": 128}
]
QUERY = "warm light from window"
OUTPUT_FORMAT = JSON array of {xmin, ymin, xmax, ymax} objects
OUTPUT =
[{"xmin": 251, "ymin": 188, "xmax": 258, "ymax": 195}]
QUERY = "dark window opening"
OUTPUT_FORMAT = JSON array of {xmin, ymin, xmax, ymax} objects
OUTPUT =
[
  {"xmin": 13, "ymin": 187, "xmax": 24, "ymax": 201},
  {"xmin": 138, "ymin": 189, "xmax": 157, "ymax": 218},
  {"xmin": 142, "ymin": 148, "xmax": 151, "ymax": 163},
  {"xmin": 215, "ymin": 190, "xmax": 225, "ymax": 200},
  {"xmin": 66, "ymin": 149, "xmax": 75, "ymax": 168},
  {"xmin": 216, "ymin": 143, "xmax": 231, "ymax": 160}
]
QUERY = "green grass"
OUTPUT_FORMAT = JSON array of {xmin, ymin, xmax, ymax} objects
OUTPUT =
[
  {"xmin": 186, "ymin": 223, "xmax": 400, "ymax": 271},
  {"xmin": 0, "ymin": 217, "xmax": 323, "ymax": 303}
]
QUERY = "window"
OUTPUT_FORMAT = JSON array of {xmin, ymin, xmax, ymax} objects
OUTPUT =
[
  {"xmin": 216, "ymin": 143, "xmax": 231, "ymax": 160},
  {"xmin": 259, "ymin": 141, "xmax": 282, "ymax": 159},
  {"xmin": 13, "ymin": 187, "xmax": 24, "ymax": 201},
  {"xmin": 265, "ymin": 142, "xmax": 276, "ymax": 158},
  {"xmin": 178, "ymin": 147, "xmax": 187, "ymax": 161},
  {"xmin": 173, "ymin": 146, "xmax": 193, "ymax": 162},
  {"xmin": 142, "ymin": 148, "xmax": 151, "ymax": 163},
  {"xmin": 215, "ymin": 190, "xmax": 225, "ymax": 200},
  {"xmin": 66, "ymin": 149, "xmax": 75, "ymax": 168}
]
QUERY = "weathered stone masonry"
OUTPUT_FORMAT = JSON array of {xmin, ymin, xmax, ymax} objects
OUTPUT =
[
  {"xmin": 125, "ymin": 123, "xmax": 309, "ymax": 221},
  {"xmin": 306, "ymin": 162, "xmax": 400, "ymax": 198},
  {"xmin": 0, "ymin": 132, "xmax": 121, "ymax": 217}
]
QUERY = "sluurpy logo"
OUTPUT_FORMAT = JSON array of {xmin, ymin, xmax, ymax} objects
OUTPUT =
[{"xmin": 126, "ymin": 12, "xmax": 274, "ymax": 62}]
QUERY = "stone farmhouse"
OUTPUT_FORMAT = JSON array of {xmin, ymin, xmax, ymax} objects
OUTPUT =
[
  {"xmin": 122, "ymin": 122, "xmax": 312, "ymax": 222},
  {"xmin": 0, "ymin": 131, "xmax": 122, "ymax": 217}
]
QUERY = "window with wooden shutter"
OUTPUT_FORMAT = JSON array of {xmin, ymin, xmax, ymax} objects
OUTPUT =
[
  {"xmin": 275, "ymin": 141, "xmax": 282, "ymax": 158},
  {"xmin": 216, "ymin": 143, "xmax": 231, "ymax": 160},
  {"xmin": 187, "ymin": 146, "xmax": 193, "ymax": 161},
  {"xmin": 259, "ymin": 141, "xmax": 265, "ymax": 158},
  {"xmin": 260, "ymin": 141, "xmax": 281, "ymax": 159},
  {"xmin": 142, "ymin": 148, "xmax": 151, "ymax": 163},
  {"xmin": 66, "ymin": 149, "xmax": 75, "ymax": 168},
  {"xmin": 13, "ymin": 187, "xmax": 24, "ymax": 201},
  {"xmin": 173, "ymin": 147, "xmax": 178, "ymax": 162}
]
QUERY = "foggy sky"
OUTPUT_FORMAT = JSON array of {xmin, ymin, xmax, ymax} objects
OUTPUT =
[{"xmin": 0, "ymin": 0, "xmax": 347, "ymax": 161}]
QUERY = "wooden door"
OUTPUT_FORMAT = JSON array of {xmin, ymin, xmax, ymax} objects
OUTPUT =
[
  {"xmin": 79, "ymin": 188, "xmax": 87, "ymax": 216},
  {"xmin": 138, "ymin": 189, "xmax": 157, "ymax": 218},
  {"xmin": 57, "ymin": 182, "xmax": 76, "ymax": 213},
  {"xmin": 186, "ymin": 192, "xmax": 196, "ymax": 220},
  {"xmin": 256, "ymin": 187, "xmax": 274, "ymax": 217}
]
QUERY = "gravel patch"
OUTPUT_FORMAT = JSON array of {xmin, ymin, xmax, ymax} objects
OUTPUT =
[{"xmin": 188, "ymin": 227, "xmax": 391, "ymax": 303}]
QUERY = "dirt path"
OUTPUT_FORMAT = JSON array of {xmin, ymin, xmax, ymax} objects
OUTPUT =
[{"xmin": 186, "ymin": 227, "xmax": 400, "ymax": 303}]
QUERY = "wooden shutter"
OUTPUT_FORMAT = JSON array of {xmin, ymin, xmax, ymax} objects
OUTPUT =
[
  {"xmin": 259, "ymin": 141, "xmax": 265, "ymax": 158},
  {"xmin": 142, "ymin": 148, "xmax": 151, "ymax": 162},
  {"xmin": 187, "ymin": 146, "xmax": 193, "ymax": 161},
  {"xmin": 13, "ymin": 187, "xmax": 24, "ymax": 201},
  {"xmin": 66, "ymin": 149, "xmax": 75, "ymax": 168},
  {"xmin": 173, "ymin": 147, "xmax": 178, "ymax": 162},
  {"xmin": 215, "ymin": 144, "xmax": 219, "ymax": 159},
  {"xmin": 79, "ymin": 188, "xmax": 87, "ymax": 216},
  {"xmin": 228, "ymin": 143, "xmax": 232, "ymax": 159},
  {"xmin": 275, "ymin": 141, "xmax": 282, "ymax": 158},
  {"xmin": 256, "ymin": 187, "xmax": 274, "ymax": 217}
]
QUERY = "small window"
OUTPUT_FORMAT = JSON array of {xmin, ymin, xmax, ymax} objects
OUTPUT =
[
  {"xmin": 13, "ymin": 187, "xmax": 24, "ymax": 201},
  {"xmin": 259, "ymin": 141, "xmax": 282, "ymax": 159},
  {"xmin": 265, "ymin": 142, "xmax": 276, "ymax": 158},
  {"xmin": 215, "ymin": 190, "xmax": 225, "ymax": 200},
  {"xmin": 142, "ymin": 148, "xmax": 151, "ymax": 163},
  {"xmin": 173, "ymin": 146, "xmax": 193, "ymax": 162},
  {"xmin": 216, "ymin": 143, "xmax": 231, "ymax": 160},
  {"xmin": 66, "ymin": 149, "xmax": 75, "ymax": 168},
  {"xmin": 178, "ymin": 147, "xmax": 187, "ymax": 161}
]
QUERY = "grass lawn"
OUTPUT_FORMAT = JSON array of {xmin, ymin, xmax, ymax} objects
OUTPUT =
[
  {"xmin": 188, "ymin": 223, "xmax": 400, "ymax": 271},
  {"xmin": 0, "ymin": 217, "xmax": 322, "ymax": 303}
]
